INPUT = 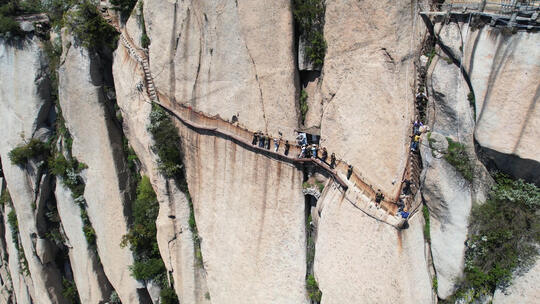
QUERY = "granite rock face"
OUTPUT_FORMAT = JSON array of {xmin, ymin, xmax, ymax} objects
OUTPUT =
[
  {"xmin": 58, "ymin": 41, "xmax": 144, "ymax": 303},
  {"xmin": 144, "ymin": 0, "xmax": 299, "ymax": 137},
  {"xmin": 314, "ymin": 184, "xmax": 432, "ymax": 304},
  {"xmin": 316, "ymin": 0, "xmax": 427, "ymax": 195},
  {"xmin": 464, "ymin": 29, "xmax": 540, "ymax": 185}
]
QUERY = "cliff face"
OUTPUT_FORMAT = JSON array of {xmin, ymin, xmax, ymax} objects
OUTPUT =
[
  {"xmin": 144, "ymin": 0, "xmax": 299, "ymax": 137},
  {"xmin": 314, "ymin": 0, "xmax": 424, "ymax": 195},
  {"xmin": 0, "ymin": 36, "xmax": 65, "ymax": 304},
  {"xmin": 0, "ymin": 1, "xmax": 539, "ymax": 304}
]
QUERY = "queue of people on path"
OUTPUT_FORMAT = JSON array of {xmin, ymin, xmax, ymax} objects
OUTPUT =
[
  {"xmin": 251, "ymin": 131, "xmax": 341, "ymax": 171},
  {"xmin": 410, "ymin": 118, "xmax": 429, "ymax": 152}
]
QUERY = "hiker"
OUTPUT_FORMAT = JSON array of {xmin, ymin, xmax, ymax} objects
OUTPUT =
[
  {"xmin": 397, "ymin": 199, "xmax": 405, "ymax": 212},
  {"xmin": 296, "ymin": 132, "xmax": 307, "ymax": 146},
  {"xmin": 410, "ymin": 134, "xmax": 421, "ymax": 151},
  {"xmin": 311, "ymin": 144, "xmax": 318, "ymax": 159},
  {"xmin": 413, "ymin": 120, "xmax": 423, "ymax": 135},
  {"xmin": 399, "ymin": 210, "xmax": 410, "ymax": 219},
  {"xmin": 347, "ymin": 165, "xmax": 353, "ymax": 180},
  {"xmin": 265, "ymin": 136, "xmax": 271, "ymax": 150},
  {"xmin": 375, "ymin": 189, "xmax": 384, "ymax": 205},
  {"xmin": 284, "ymin": 140, "xmax": 290, "ymax": 156},
  {"xmin": 259, "ymin": 135, "xmax": 265, "ymax": 148},
  {"xmin": 321, "ymin": 147, "xmax": 328, "ymax": 163},
  {"xmin": 136, "ymin": 81, "xmax": 144, "ymax": 92},
  {"xmin": 252, "ymin": 132, "xmax": 258, "ymax": 145},
  {"xmin": 330, "ymin": 152, "xmax": 336, "ymax": 169},
  {"xmin": 402, "ymin": 179, "xmax": 412, "ymax": 195},
  {"xmin": 299, "ymin": 145, "xmax": 307, "ymax": 158},
  {"xmin": 274, "ymin": 137, "xmax": 280, "ymax": 152}
]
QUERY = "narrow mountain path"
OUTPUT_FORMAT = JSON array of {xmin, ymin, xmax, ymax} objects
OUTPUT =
[{"xmin": 101, "ymin": 5, "xmax": 412, "ymax": 229}]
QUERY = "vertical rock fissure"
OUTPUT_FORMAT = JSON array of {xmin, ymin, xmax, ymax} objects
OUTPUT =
[{"xmin": 304, "ymin": 171, "xmax": 322, "ymax": 303}]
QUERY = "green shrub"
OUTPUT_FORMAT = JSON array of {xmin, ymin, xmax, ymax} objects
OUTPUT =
[
  {"xmin": 293, "ymin": 0, "xmax": 326, "ymax": 67},
  {"xmin": 8, "ymin": 139, "xmax": 49, "ymax": 166},
  {"xmin": 160, "ymin": 286, "xmax": 179, "ymax": 304},
  {"xmin": 109, "ymin": 291, "xmax": 121, "ymax": 304},
  {"xmin": 130, "ymin": 258, "xmax": 165, "ymax": 281},
  {"xmin": 204, "ymin": 292, "xmax": 210, "ymax": 300},
  {"xmin": 306, "ymin": 274, "xmax": 322, "ymax": 302},
  {"xmin": 138, "ymin": 1, "xmax": 150, "ymax": 48},
  {"xmin": 450, "ymin": 174, "xmax": 540, "ymax": 301},
  {"xmin": 0, "ymin": 14, "xmax": 22, "ymax": 36},
  {"xmin": 299, "ymin": 90, "xmax": 308, "ymax": 124},
  {"xmin": 444, "ymin": 137, "xmax": 474, "ymax": 181},
  {"xmin": 432, "ymin": 276, "xmax": 438, "ymax": 291},
  {"xmin": 62, "ymin": 278, "xmax": 80, "ymax": 304},
  {"xmin": 422, "ymin": 204, "xmax": 430, "ymax": 243},
  {"xmin": 0, "ymin": 189, "xmax": 10, "ymax": 206},
  {"xmin": 7, "ymin": 209, "xmax": 29, "ymax": 276},
  {"xmin": 122, "ymin": 176, "xmax": 179, "ymax": 300},
  {"xmin": 315, "ymin": 181, "xmax": 324, "ymax": 193},
  {"xmin": 110, "ymin": 0, "xmax": 137, "ymax": 21},
  {"xmin": 147, "ymin": 104, "xmax": 184, "ymax": 181},
  {"xmin": 66, "ymin": 1, "xmax": 118, "ymax": 49},
  {"xmin": 141, "ymin": 32, "xmax": 150, "ymax": 48}
]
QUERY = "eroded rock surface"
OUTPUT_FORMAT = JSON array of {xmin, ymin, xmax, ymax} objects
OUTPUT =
[
  {"xmin": 493, "ymin": 259, "xmax": 540, "ymax": 304},
  {"xmin": 58, "ymin": 40, "xmax": 143, "ymax": 303},
  {"xmin": 314, "ymin": 184, "xmax": 432, "ymax": 303},
  {"xmin": 317, "ymin": 0, "xmax": 426, "ymax": 195},
  {"xmin": 144, "ymin": 0, "xmax": 299, "ymax": 137},
  {"xmin": 464, "ymin": 28, "xmax": 540, "ymax": 185},
  {"xmin": 180, "ymin": 127, "xmax": 308, "ymax": 303}
]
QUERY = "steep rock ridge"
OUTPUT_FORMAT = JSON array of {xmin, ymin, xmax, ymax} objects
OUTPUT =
[
  {"xmin": 54, "ymin": 181, "xmax": 113, "ymax": 303},
  {"xmin": 57, "ymin": 40, "xmax": 144, "ymax": 303},
  {"xmin": 463, "ymin": 28, "xmax": 540, "ymax": 185},
  {"xmin": 316, "ymin": 0, "xmax": 427, "ymax": 195},
  {"xmin": 179, "ymin": 126, "xmax": 308, "ymax": 303},
  {"xmin": 3, "ymin": 203, "xmax": 33, "ymax": 304},
  {"xmin": 144, "ymin": 0, "xmax": 298, "ymax": 137},
  {"xmin": 420, "ymin": 136, "xmax": 471, "ymax": 299},
  {"xmin": 113, "ymin": 40, "xmax": 206, "ymax": 303},
  {"xmin": 0, "ymin": 180, "xmax": 13, "ymax": 303},
  {"xmin": 313, "ymin": 184, "xmax": 432, "ymax": 303},
  {"xmin": 0, "ymin": 37, "xmax": 67, "ymax": 303}
]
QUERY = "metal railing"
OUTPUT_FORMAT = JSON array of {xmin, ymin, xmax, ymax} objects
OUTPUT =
[{"xmin": 444, "ymin": 0, "xmax": 540, "ymax": 14}]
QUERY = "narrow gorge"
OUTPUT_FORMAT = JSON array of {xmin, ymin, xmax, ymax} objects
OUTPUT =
[{"xmin": 0, "ymin": 1, "xmax": 539, "ymax": 304}]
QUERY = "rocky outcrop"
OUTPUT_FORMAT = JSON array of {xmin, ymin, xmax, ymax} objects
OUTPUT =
[
  {"xmin": 314, "ymin": 0, "xmax": 428, "ymax": 195},
  {"xmin": 179, "ymin": 126, "xmax": 308, "ymax": 303},
  {"xmin": 464, "ymin": 28, "xmax": 540, "ymax": 185},
  {"xmin": 144, "ymin": 0, "xmax": 299, "ymax": 137},
  {"xmin": 493, "ymin": 259, "xmax": 540, "ymax": 304},
  {"xmin": 0, "ymin": 36, "xmax": 67, "ymax": 304},
  {"xmin": 113, "ymin": 39, "xmax": 205, "ymax": 303},
  {"xmin": 420, "ymin": 135, "xmax": 471, "ymax": 299},
  {"xmin": 55, "ymin": 181, "xmax": 113, "ymax": 303},
  {"xmin": 58, "ymin": 39, "xmax": 144, "ymax": 303},
  {"xmin": 314, "ymin": 184, "xmax": 432, "ymax": 303}
]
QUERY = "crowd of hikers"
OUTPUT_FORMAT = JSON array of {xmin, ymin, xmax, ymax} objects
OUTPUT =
[
  {"xmin": 251, "ymin": 120, "xmax": 426, "ymax": 221},
  {"xmin": 251, "ymin": 131, "xmax": 338, "ymax": 169}
]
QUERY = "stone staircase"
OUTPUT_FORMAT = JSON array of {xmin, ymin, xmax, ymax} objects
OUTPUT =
[{"xmin": 100, "ymin": 6, "xmax": 411, "ymax": 229}]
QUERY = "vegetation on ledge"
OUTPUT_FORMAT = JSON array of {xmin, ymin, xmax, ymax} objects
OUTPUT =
[
  {"xmin": 8, "ymin": 139, "xmax": 49, "ymax": 166},
  {"xmin": 293, "ymin": 0, "xmax": 327, "ymax": 67},
  {"xmin": 446, "ymin": 174, "xmax": 540, "ymax": 302},
  {"xmin": 444, "ymin": 137, "xmax": 474, "ymax": 182},
  {"xmin": 121, "ymin": 176, "xmax": 179, "ymax": 304},
  {"xmin": 0, "ymin": 0, "xmax": 42, "ymax": 37}
]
